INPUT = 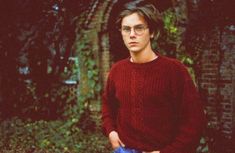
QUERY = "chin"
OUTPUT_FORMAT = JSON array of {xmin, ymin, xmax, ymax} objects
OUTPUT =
[
  {"xmin": 130, "ymin": 50, "xmax": 141, "ymax": 53},
  {"xmin": 128, "ymin": 47, "xmax": 141, "ymax": 53}
]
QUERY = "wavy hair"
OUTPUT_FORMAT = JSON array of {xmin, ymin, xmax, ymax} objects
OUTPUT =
[{"xmin": 116, "ymin": 1, "xmax": 163, "ymax": 38}]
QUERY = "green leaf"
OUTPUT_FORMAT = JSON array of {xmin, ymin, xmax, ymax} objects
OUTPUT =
[
  {"xmin": 200, "ymin": 137, "xmax": 206, "ymax": 144},
  {"xmin": 87, "ymin": 70, "xmax": 93, "ymax": 79},
  {"xmin": 202, "ymin": 146, "xmax": 209, "ymax": 152}
]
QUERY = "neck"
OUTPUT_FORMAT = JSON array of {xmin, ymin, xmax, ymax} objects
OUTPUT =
[{"xmin": 130, "ymin": 49, "xmax": 157, "ymax": 63}]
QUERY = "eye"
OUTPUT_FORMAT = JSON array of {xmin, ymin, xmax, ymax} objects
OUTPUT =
[
  {"xmin": 122, "ymin": 26, "xmax": 131, "ymax": 32},
  {"xmin": 134, "ymin": 26, "xmax": 145, "ymax": 31}
]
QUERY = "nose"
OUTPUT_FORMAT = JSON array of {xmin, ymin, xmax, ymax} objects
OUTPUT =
[{"xmin": 129, "ymin": 28, "xmax": 136, "ymax": 37}]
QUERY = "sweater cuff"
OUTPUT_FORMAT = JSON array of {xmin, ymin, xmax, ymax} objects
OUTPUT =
[{"xmin": 104, "ymin": 125, "xmax": 116, "ymax": 137}]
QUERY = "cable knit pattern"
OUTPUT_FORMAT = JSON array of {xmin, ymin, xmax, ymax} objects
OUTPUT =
[{"xmin": 102, "ymin": 54, "xmax": 206, "ymax": 153}]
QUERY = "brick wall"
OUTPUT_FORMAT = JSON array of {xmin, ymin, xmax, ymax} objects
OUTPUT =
[
  {"xmin": 100, "ymin": 33, "xmax": 111, "ymax": 86},
  {"xmin": 198, "ymin": 25, "xmax": 235, "ymax": 139},
  {"xmin": 74, "ymin": 0, "xmax": 113, "ymax": 93},
  {"xmin": 198, "ymin": 27, "xmax": 221, "ymax": 129},
  {"xmin": 219, "ymin": 25, "xmax": 235, "ymax": 137}
]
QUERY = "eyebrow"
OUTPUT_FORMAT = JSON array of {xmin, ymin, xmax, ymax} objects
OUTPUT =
[{"xmin": 121, "ymin": 24, "xmax": 146, "ymax": 27}]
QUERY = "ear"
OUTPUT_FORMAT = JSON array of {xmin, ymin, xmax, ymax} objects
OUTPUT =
[{"xmin": 150, "ymin": 32, "xmax": 154, "ymax": 38}]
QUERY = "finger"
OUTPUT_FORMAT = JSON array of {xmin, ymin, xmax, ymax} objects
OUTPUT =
[
  {"xmin": 118, "ymin": 139, "xmax": 125, "ymax": 147},
  {"xmin": 111, "ymin": 141, "xmax": 121, "ymax": 149}
]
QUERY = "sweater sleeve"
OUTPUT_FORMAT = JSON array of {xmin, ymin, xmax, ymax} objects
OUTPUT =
[
  {"xmin": 160, "ymin": 63, "xmax": 206, "ymax": 153},
  {"xmin": 101, "ymin": 71, "xmax": 119, "ymax": 136}
]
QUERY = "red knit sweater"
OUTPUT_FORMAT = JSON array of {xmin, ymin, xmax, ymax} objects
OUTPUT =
[{"xmin": 102, "ymin": 54, "xmax": 205, "ymax": 153}]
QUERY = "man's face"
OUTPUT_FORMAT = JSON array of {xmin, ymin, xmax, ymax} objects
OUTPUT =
[{"xmin": 121, "ymin": 12, "xmax": 152, "ymax": 53}]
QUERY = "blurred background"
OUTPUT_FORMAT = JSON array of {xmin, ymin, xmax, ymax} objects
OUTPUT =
[{"xmin": 0, "ymin": 0, "xmax": 234, "ymax": 152}]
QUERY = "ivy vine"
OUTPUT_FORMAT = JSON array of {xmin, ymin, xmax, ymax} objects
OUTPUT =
[{"xmin": 73, "ymin": 31, "xmax": 102, "ymax": 131}]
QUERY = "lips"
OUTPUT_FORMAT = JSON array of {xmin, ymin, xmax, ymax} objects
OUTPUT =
[{"xmin": 128, "ymin": 42, "xmax": 138, "ymax": 46}]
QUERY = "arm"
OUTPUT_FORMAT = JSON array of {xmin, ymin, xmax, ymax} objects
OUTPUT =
[
  {"xmin": 160, "ymin": 64, "xmax": 206, "ymax": 153},
  {"xmin": 102, "ymin": 73, "xmax": 125, "ymax": 149},
  {"xmin": 101, "ymin": 73, "xmax": 119, "ymax": 136}
]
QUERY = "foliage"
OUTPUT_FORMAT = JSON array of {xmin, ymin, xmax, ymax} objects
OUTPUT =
[
  {"xmin": 0, "ymin": 0, "xmax": 91, "ymax": 120},
  {"xmin": 0, "ymin": 117, "xmax": 112, "ymax": 153},
  {"xmin": 0, "ymin": 1, "xmax": 105, "ymax": 151},
  {"xmin": 153, "ymin": 7, "xmax": 197, "ymax": 83},
  {"xmin": 162, "ymin": 9, "xmax": 179, "ymax": 45},
  {"xmin": 197, "ymin": 123, "xmax": 234, "ymax": 153},
  {"xmin": 152, "ymin": 9, "xmax": 180, "ymax": 57},
  {"xmin": 73, "ymin": 30, "xmax": 102, "ymax": 130}
]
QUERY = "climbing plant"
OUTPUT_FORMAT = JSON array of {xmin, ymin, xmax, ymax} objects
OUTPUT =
[
  {"xmin": 158, "ymin": 8, "xmax": 196, "ymax": 82},
  {"xmin": 73, "ymin": 30, "xmax": 102, "ymax": 131}
]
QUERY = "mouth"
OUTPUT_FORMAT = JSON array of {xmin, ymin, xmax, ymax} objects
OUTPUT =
[{"xmin": 128, "ymin": 42, "xmax": 138, "ymax": 46}]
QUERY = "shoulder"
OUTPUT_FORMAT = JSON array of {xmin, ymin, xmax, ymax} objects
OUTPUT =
[
  {"xmin": 109, "ymin": 58, "xmax": 129, "ymax": 72},
  {"xmin": 108, "ymin": 58, "xmax": 129, "ymax": 78},
  {"xmin": 160, "ymin": 55, "xmax": 190, "ymax": 79},
  {"xmin": 160, "ymin": 55, "xmax": 187, "ymax": 70}
]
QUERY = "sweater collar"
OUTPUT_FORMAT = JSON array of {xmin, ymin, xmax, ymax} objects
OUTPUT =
[{"xmin": 127, "ymin": 52, "xmax": 162, "ymax": 68}]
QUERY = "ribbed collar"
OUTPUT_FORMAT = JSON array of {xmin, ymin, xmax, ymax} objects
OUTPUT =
[{"xmin": 126, "ymin": 52, "xmax": 162, "ymax": 68}]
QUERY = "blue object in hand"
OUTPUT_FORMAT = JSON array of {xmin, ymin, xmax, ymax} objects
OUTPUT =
[{"xmin": 113, "ymin": 146, "xmax": 141, "ymax": 153}]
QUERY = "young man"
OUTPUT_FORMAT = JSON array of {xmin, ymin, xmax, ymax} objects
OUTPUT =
[{"xmin": 102, "ymin": 2, "xmax": 205, "ymax": 153}]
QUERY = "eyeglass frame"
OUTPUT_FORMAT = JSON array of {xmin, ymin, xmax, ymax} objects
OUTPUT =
[{"xmin": 119, "ymin": 24, "xmax": 149, "ymax": 36}]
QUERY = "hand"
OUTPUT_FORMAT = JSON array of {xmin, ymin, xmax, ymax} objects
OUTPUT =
[
  {"xmin": 109, "ymin": 131, "xmax": 125, "ymax": 149},
  {"xmin": 142, "ymin": 151, "xmax": 160, "ymax": 153}
]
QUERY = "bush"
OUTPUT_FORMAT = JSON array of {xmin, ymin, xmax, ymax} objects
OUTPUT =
[{"xmin": 0, "ymin": 116, "xmax": 112, "ymax": 153}]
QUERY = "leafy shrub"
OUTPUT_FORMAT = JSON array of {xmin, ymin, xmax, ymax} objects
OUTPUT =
[{"xmin": 0, "ymin": 116, "xmax": 112, "ymax": 153}]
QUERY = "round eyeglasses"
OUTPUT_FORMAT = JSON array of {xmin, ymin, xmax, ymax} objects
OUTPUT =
[{"xmin": 120, "ymin": 25, "xmax": 148, "ymax": 36}]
